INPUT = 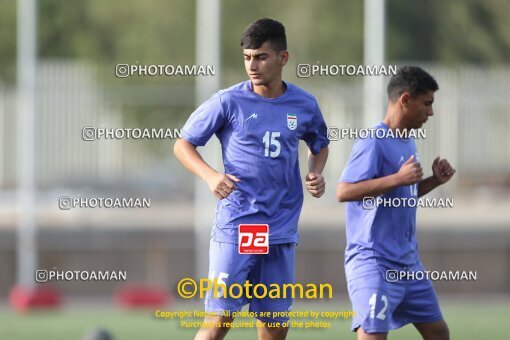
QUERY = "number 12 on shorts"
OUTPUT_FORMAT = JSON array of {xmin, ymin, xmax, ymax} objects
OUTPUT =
[{"xmin": 369, "ymin": 293, "xmax": 388, "ymax": 320}]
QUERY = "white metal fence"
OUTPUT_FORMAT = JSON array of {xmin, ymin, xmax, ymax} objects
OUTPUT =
[
  {"xmin": 0, "ymin": 62, "xmax": 509, "ymax": 190},
  {"xmin": 310, "ymin": 65, "xmax": 510, "ymax": 192}
]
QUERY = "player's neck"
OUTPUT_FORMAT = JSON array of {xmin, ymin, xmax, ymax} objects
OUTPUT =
[
  {"xmin": 252, "ymin": 79, "xmax": 286, "ymax": 98},
  {"xmin": 383, "ymin": 111, "xmax": 409, "ymax": 131}
]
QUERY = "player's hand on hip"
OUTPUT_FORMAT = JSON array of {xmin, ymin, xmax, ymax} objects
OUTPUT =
[
  {"xmin": 432, "ymin": 156, "xmax": 456, "ymax": 184},
  {"xmin": 306, "ymin": 172, "xmax": 325, "ymax": 198},
  {"xmin": 397, "ymin": 155, "xmax": 423, "ymax": 185},
  {"xmin": 206, "ymin": 172, "xmax": 240, "ymax": 199}
]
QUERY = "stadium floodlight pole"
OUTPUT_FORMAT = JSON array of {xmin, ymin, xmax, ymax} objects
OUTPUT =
[
  {"xmin": 363, "ymin": 0, "xmax": 386, "ymax": 128},
  {"xmin": 16, "ymin": 0, "xmax": 37, "ymax": 290},
  {"xmin": 194, "ymin": 0, "xmax": 221, "ymax": 279}
]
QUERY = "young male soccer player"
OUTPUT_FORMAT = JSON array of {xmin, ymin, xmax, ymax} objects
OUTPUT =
[
  {"xmin": 337, "ymin": 66, "xmax": 455, "ymax": 340},
  {"xmin": 174, "ymin": 18, "xmax": 329, "ymax": 340}
]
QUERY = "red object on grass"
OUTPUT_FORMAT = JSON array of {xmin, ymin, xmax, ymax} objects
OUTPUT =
[
  {"xmin": 9, "ymin": 285, "xmax": 61, "ymax": 312},
  {"xmin": 115, "ymin": 285, "xmax": 171, "ymax": 308}
]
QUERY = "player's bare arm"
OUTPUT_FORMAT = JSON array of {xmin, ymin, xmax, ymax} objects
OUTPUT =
[
  {"xmin": 418, "ymin": 156, "xmax": 456, "ymax": 197},
  {"xmin": 174, "ymin": 138, "xmax": 240, "ymax": 200},
  {"xmin": 306, "ymin": 146, "xmax": 328, "ymax": 198},
  {"xmin": 336, "ymin": 154, "xmax": 423, "ymax": 202}
]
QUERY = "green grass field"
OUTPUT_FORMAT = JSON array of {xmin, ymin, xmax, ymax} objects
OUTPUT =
[{"xmin": 1, "ymin": 300, "xmax": 509, "ymax": 340}]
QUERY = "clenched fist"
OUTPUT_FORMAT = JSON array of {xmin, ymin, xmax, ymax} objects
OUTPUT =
[
  {"xmin": 397, "ymin": 155, "xmax": 423, "ymax": 185},
  {"xmin": 432, "ymin": 156, "xmax": 456, "ymax": 184},
  {"xmin": 306, "ymin": 172, "xmax": 325, "ymax": 198}
]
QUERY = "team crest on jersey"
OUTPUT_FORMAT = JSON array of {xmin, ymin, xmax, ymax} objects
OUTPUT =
[{"xmin": 287, "ymin": 113, "xmax": 297, "ymax": 130}]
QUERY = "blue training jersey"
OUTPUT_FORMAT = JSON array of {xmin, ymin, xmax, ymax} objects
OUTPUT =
[
  {"xmin": 340, "ymin": 122, "xmax": 419, "ymax": 279},
  {"xmin": 182, "ymin": 80, "xmax": 329, "ymax": 244}
]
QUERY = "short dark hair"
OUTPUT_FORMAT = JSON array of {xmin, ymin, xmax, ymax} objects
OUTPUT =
[
  {"xmin": 240, "ymin": 18, "xmax": 287, "ymax": 52},
  {"xmin": 387, "ymin": 66, "xmax": 439, "ymax": 101}
]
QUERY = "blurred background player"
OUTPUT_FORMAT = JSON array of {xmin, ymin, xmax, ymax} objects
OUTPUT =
[
  {"xmin": 174, "ymin": 18, "xmax": 329, "ymax": 340},
  {"xmin": 82, "ymin": 328, "xmax": 114, "ymax": 340},
  {"xmin": 337, "ymin": 66, "xmax": 455, "ymax": 340}
]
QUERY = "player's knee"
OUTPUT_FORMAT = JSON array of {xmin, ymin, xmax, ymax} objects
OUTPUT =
[
  {"xmin": 194, "ymin": 317, "xmax": 233, "ymax": 340},
  {"xmin": 194, "ymin": 328, "xmax": 226, "ymax": 340},
  {"xmin": 435, "ymin": 326, "xmax": 450, "ymax": 340},
  {"xmin": 257, "ymin": 324, "xmax": 289, "ymax": 340},
  {"xmin": 436, "ymin": 322, "xmax": 449, "ymax": 340},
  {"xmin": 356, "ymin": 326, "xmax": 387, "ymax": 340},
  {"xmin": 424, "ymin": 322, "xmax": 449, "ymax": 340}
]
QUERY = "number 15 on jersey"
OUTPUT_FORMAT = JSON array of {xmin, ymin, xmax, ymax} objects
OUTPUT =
[{"xmin": 263, "ymin": 131, "xmax": 281, "ymax": 158}]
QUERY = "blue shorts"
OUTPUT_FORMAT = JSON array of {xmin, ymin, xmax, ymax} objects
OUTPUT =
[
  {"xmin": 347, "ymin": 261, "xmax": 443, "ymax": 333},
  {"xmin": 205, "ymin": 240, "xmax": 295, "ymax": 323}
]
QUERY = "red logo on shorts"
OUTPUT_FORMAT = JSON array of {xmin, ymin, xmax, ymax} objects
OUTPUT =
[{"xmin": 238, "ymin": 224, "xmax": 269, "ymax": 254}]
